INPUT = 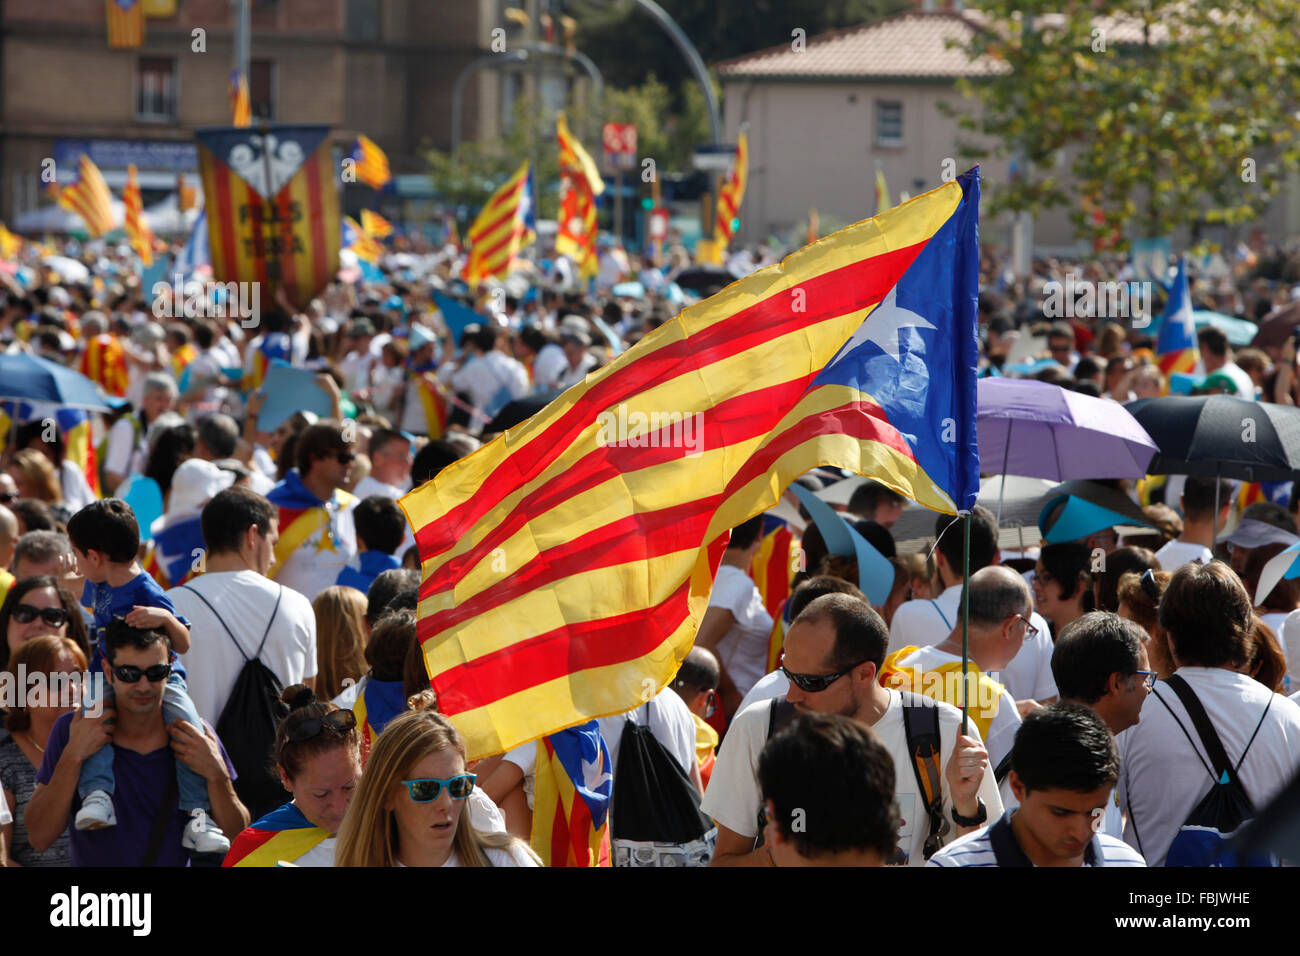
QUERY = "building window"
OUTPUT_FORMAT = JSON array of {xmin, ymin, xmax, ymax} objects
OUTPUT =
[
  {"xmin": 875, "ymin": 101, "xmax": 903, "ymax": 147},
  {"xmin": 137, "ymin": 57, "xmax": 177, "ymax": 121},
  {"xmin": 347, "ymin": 0, "xmax": 379, "ymax": 40},
  {"xmin": 250, "ymin": 59, "xmax": 275, "ymax": 120}
]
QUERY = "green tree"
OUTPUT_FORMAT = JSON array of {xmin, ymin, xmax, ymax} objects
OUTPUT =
[{"xmin": 946, "ymin": 0, "xmax": 1300, "ymax": 247}]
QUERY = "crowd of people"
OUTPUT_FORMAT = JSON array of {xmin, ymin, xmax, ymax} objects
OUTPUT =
[{"xmin": 0, "ymin": 228, "xmax": 1298, "ymax": 869}]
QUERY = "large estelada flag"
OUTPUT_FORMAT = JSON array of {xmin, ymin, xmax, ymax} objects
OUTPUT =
[
  {"xmin": 196, "ymin": 125, "xmax": 340, "ymax": 309},
  {"xmin": 1156, "ymin": 257, "xmax": 1199, "ymax": 382},
  {"xmin": 530, "ymin": 722, "xmax": 612, "ymax": 867},
  {"xmin": 106, "ymin": 0, "xmax": 145, "ymax": 48},
  {"xmin": 713, "ymin": 130, "xmax": 748, "ymax": 256},
  {"xmin": 124, "ymin": 164, "xmax": 154, "ymax": 266},
  {"xmin": 464, "ymin": 161, "xmax": 536, "ymax": 286},
  {"xmin": 400, "ymin": 170, "xmax": 982, "ymax": 760},
  {"xmin": 223, "ymin": 803, "xmax": 330, "ymax": 867},
  {"xmin": 555, "ymin": 114, "xmax": 603, "ymax": 279}
]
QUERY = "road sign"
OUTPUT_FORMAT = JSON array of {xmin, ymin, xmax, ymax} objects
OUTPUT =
[
  {"xmin": 602, "ymin": 123, "xmax": 637, "ymax": 171},
  {"xmin": 693, "ymin": 144, "xmax": 738, "ymax": 172},
  {"xmin": 648, "ymin": 206, "xmax": 669, "ymax": 242}
]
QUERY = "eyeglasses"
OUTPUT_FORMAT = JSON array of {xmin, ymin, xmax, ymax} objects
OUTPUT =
[
  {"xmin": 781, "ymin": 660, "xmax": 868, "ymax": 694},
  {"xmin": 1140, "ymin": 569, "xmax": 1161, "ymax": 601},
  {"xmin": 0, "ymin": 492, "xmax": 16, "ymax": 503},
  {"xmin": 1009, "ymin": 613, "xmax": 1039, "ymax": 641},
  {"xmin": 13, "ymin": 604, "xmax": 69, "ymax": 627},
  {"xmin": 401, "ymin": 774, "xmax": 476, "ymax": 802},
  {"xmin": 335, "ymin": 451, "xmax": 357, "ymax": 465},
  {"xmin": 285, "ymin": 709, "xmax": 357, "ymax": 743},
  {"xmin": 112, "ymin": 663, "xmax": 172, "ymax": 683},
  {"xmin": 1132, "ymin": 670, "xmax": 1158, "ymax": 689}
]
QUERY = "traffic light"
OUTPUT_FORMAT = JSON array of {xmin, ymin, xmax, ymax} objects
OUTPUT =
[{"xmin": 640, "ymin": 197, "xmax": 654, "ymax": 211}]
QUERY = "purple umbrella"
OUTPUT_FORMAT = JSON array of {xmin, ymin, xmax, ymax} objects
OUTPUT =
[{"xmin": 978, "ymin": 378, "xmax": 1159, "ymax": 483}]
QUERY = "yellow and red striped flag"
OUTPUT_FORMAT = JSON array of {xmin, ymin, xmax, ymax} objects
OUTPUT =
[
  {"xmin": 177, "ymin": 173, "xmax": 196, "ymax": 212},
  {"xmin": 713, "ymin": 130, "xmax": 748, "ymax": 256},
  {"xmin": 124, "ymin": 164, "xmax": 155, "ymax": 266},
  {"xmin": 0, "ymin": 223, "xmax": 22, "ymax": 260},
  {"xmin": 53, "ymin": 155, "xmax": 115, "ymax": 238},
  {"xmin": 229, "ymin": 71, "xmax": 251, "ymax": 128},
  {"xmin": 197, "ymin": 125, "xmax": 340, "ymax": 310},
  {"xmin": 359, "ymin": 209, "xmax": 393, "ymax": 239},
  {"xmin": 555, "ymin": 114, "xmax": 603, "ymax": 279},
  {"xmin": 106, "ymin": 0, "xmax": 145, "ymax": 48},
  {"xmin": 463, "ymin": 161, "xmax": 535, "ymax": 286},
  {"xmin": 342, "ymin": 216, "xmax": 383, "ymax": 263},
  {"xmin": 80, "ymin": 334, "xmax": 129, "ymax": 398},
  {"xmin": 400, "ymin": 170, "xmax": 984, "ymax": 760},
  {"xmin": 351, "ymin": 135, "xmax": 391, "ymax": 190}
]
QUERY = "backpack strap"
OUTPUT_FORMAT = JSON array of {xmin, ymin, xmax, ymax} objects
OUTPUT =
[
  {"xmin": 993, "ymin": 750, "xmax": 1014, "ymax": 786},
  {"xmin": 929, "ymin": 599, "xmax": 952, "ymax": 631},
  {"xmin": 1163, "ymin": 675, "xmax": 1240, "ymax": 783},
  {"xmin": 255, "ymin": 586, "xmax": 283, "ymax": 659},
  {"xmin": 900, "ymin": 692, "xmax": 950, "ymax": 859},
  {"xmin": 180, "ymin": 584, "xmax": 248, "ymax": 662}
]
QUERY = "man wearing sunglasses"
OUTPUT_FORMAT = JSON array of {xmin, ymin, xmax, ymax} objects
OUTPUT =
[
  {"xmin": 26, "ymin": 622, "xmax": 248, "ymax": 866},
  {"xmin": 266, "ymin": 421, "xmax": 359, "ymax": 600},
  {"xmin": 705, "ymin": 593, "xmax": 1002, "ymax": 867}
]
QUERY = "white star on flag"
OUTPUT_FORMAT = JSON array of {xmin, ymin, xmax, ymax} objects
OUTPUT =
[{"xmin": 827, "ymin": 283, "xmax": 935, "ymax": 368}]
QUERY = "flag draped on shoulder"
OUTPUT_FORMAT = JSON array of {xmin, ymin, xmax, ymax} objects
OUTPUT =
[
  {"xmin": 1156, "ymin": 257, "xmax": 1198, "ymax": 382},
  {"xmin": 124, "ymin": 164, "xmax": 155, "ymax": 266},
  {"xmin": 54, "ymin": 155, "xmax": 115, "ymax": 238},
  {"xmin": 223, "ymin": 803, "xmax": 330, "ymax": 867},
  {"xmin": 351, "ymin": 135, "xmax": 391, "ymax": 190},
  {"xmin": 464, "ymin": 161, "xmax": 536, "ymax": 286},
  {"xmin": 266, "ymin": 470, "xmax": 355, "ymax": 578},
  {"xmin": 713, "ymin": 130, "xmax": 748, "ymax": 255},
  {"xmin": 400, "ymin": 170, "xmax": 982, "ymax": 760},
  {"xmin": 197, "ymin": 125, "xmax": 340, "ymax": 309},
  {"xmin": 530, "ymin": 721, "xmax": 612, "ymax": 867},
  {"xmin": 555, "ymin": 115, "xmax": 603, "ymax": 279}
]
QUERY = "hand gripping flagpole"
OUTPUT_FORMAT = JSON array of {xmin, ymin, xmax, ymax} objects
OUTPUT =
[{"xmin": 960, "ymin": 509, "xmax": 971, "ymax": 737}]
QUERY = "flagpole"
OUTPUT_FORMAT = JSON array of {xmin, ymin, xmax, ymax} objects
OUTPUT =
[{"xmin": 961, "ymin": 511, "xmax": 971, "ymax": 737}]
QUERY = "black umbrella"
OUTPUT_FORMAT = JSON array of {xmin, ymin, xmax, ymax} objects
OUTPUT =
[
  {"xmin": 672, "ymin": 265, "xmax": 734, "ymax": 295},
  {"xmin": 1125, "ymin": 395, "xmax": 1300, "ymax": 538}
]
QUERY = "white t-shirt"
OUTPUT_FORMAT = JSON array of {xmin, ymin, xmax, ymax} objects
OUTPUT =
[
  {"xmin": 708, "ymin": 564, "xmax": 774, "ymax": 698},
  {"xmin": 887, "ymin": 584, "xmax": 1057, "ymax": 703},
  {"xmin": 171, "ymin": 570, "xmax": 318, "ymax": 725},
  {"xmin": 0, "ymin": 784, "xmax": 10, "ymax": 826},
  {"xmin": 700, "ymin": 691, "xmax": 1004, "ymax": 867},
  {"xmin": 889, "ymin": 645, "xmax": 1022, "ymax": 769},
  {"xmin": 442, "ymin": 841, "xmax": 538, "ymax": 867},
  {"xmin": 449, "ymin": 351, "xmax": 530, "ymax": 422},
  {"xmin": 598, "ymin": 686, "xmax": 698, "ymax": 781},
  {"xmin": 353, "ymin": 475, "xmax": 409, "ymax": 501},
  {"xmin": 1278, "ymin": 609, "xmax": 1300, "ymax": 692},
  {"xmin": 531, "ymin": 343, "xmax": 568, "ymax": 391},
  {"xmin": 736, "ymin": 668, "xmax": 789, "ymax": 715},
  {"xmin": 1153, "ymin": 538, "xmax": 1214, "ymax": 569},
  {"xmin": 104, "ymin": 414, "xmax": 149, "ymax": 482},
  {"xmin": 60, "ymin": 458, "xmax": 96, "ymax": 513},
  {"xmin": 1119, "ymin": 666, "xmax": 1300, "ymax": 867}
]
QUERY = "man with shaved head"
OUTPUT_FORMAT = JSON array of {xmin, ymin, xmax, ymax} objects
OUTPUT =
[{"xmin": 880, "ymin": 566, "xmax": 1033, "ymax": 771}]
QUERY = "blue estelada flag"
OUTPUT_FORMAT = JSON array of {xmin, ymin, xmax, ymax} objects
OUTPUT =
[
  {"xmin": 173, "ymin": 208, "xmax": 210, "ymax": 281},
  {"xmin": 530, "ymin": 720, "xmax": 612, "ymax": 867},
  {"xmin": 1156, "ymin": 257, "xmax": 1199, "ymax": 381},
  {"xmin": 431, "ymin": 290, "xmax": 483, "ymax": 348}
]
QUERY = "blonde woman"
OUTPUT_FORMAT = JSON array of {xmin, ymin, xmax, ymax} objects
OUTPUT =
[
  {"xmin": 6, "ymin": 449, "xmax": 62, "ymax": 504},
  {"xmin": 335, "ymin": 709, "xmax": 538, "ymax": 867},
  {"xmin": 312, "ymin": 586, "xmax": 368, "ymax": 700}
]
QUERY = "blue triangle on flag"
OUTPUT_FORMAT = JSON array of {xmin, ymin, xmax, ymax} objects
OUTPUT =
[{"xmin": 1219, "ymin": 770, "xmax": 1230, "ymax": 785}]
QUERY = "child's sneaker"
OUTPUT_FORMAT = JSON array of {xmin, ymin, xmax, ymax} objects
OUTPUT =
[
  {"xmin": 74, "ymin": 790, "xmax": 116, "ymax": 830},
  {"xmin": 182, "ymin": 809, "xmax": 230, "ymax": 855}
]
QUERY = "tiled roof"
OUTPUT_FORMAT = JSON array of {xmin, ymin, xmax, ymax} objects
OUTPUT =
[{"xmin": 714, "ymin": 12, "xmax": 1007, "ymax": 81}]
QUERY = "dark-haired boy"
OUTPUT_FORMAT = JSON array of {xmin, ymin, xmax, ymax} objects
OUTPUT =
[
  {"xmin": 337, "ymin": 495, "xmax": 405, "ymax": 595},
  {"xmin": 927, "ymin": 702, "xmax": 1145, "ymax": 867},
  {"xmin": 65, "ymin": 499, "xmax": 230, "ymax": 853}
]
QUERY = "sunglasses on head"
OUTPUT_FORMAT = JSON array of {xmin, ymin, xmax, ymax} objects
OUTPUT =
[
  {"xmin": 285, "ymin": 709, "xmax": 357, "ymax": 743},
  {"xmin": 401, "ymin": 774, "xmax": 476, "ymax": 802},
  {"xmin": 13, "ymin": 604, "xmax": 68, "ymax": 627},
  {"xmin": 113, "ymin": 663, "xmax": 172, "ymax": 683},
  {"xmin": 781, "ymin": 659, "xmax": 868, "ymax": 694}
]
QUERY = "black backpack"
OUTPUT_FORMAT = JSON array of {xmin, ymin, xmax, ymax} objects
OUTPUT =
[
  {"xmin": 1139, "ymin": 675, "xmax": 1277, "ymax": 867},
  {"xmin": 610, "ymin": 700, "xmax": 716, "ymax": 866},
  {"xmin": 763, "ymin": 692, "xmax": 949, "ymax": 862},
  {"xmin": 181, "ymin": 583, "xmax": 289, "ymax": 821}
]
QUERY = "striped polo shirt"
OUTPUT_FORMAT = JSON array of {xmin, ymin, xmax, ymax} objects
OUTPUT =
[{"xmin": 927, "ymin": 811, "xmax": 1147, "ymax": 867}]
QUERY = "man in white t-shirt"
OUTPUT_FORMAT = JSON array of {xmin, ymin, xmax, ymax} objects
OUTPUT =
[
  {"xmin": 882, "ymin": 566, "xmax": 1030, "ymax": 771},
  {"xmin": 171, "ymin": 486, "xmax": 317, "ymax": 726},
  {"xmin": 1153, "ymin": 476, "xmax": 1232, "ymax": 570},
  {"xmin": 1120, "ymin": 561, "xmax": 1300, "ymax": 866},
  {"xmin": 695, "ymin": 516, "xmax": 773, "ymax": 716},
  {"xmin": 103, "ymin": 373, "xmax": 177, "ymax": 494},
  {"xmin": 352, "ymin": 428, "xmax": 412, "ymax": 501},
  {"xmin": 704, "ymin": 593, "xmax": 1002, "ymax": 867},
  {"xmin": 888, "ymin": 506, "xmax": 1057, "ymax": 707}
]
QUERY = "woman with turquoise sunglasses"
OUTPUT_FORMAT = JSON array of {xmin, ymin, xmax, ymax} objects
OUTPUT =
[{"xmin": 335, "ymin": 708, "xmax": 538, "ymax": 867}]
